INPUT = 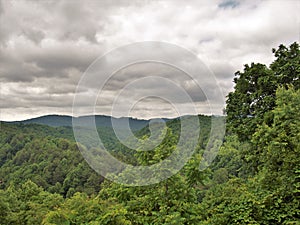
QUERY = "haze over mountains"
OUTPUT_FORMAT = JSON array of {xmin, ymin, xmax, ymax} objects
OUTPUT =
[{"xmin": 4, "ymin": 115, "xmax": 152, "ymax": 130}]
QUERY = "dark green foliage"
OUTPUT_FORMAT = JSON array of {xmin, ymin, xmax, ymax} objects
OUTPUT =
[
  {"xmin": 200, "ymin": 87, "xmax": 300, "ymax": 223},
  {"xmin": 270, "ymin": 42, "xmax": 300, "ymax": 89},
  {"xmin": 226, "ymin": 42, "xmax": 299, "ymax": 141},
  {"xmin": 226, "ymin": 63, "xmax": 275, "ymax": 140},
  {"xmin": 0, "ymin": 123, "xmax": 103, "ymax": 196}
]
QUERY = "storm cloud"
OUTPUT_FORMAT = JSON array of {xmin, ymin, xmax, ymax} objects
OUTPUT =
[{"xmin": 0, "ymin": 0, "xmax": 299, "ymax": 121}]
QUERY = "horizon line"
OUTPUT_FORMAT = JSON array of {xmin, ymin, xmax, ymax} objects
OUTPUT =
[{"xmin": 1, "ymin": 113, "xmax": 223, "ymax": 123}]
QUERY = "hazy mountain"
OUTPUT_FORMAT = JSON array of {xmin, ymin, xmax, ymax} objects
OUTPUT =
[{"xmin": 7, "ymin": 114, "xmax": 150, "ymax": 131}]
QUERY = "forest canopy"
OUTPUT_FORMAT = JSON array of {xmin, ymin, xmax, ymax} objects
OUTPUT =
[{"xmin": 0, "ymin": 42, "xmax": 299, "ymax": 224}]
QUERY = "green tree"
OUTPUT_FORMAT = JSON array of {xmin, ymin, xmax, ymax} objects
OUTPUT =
[
  {"xmin": 199, "ymin": 178, "xmax": 260, "ymax": 225},
  {"xmin": 270, "ymin": 42, "xmax": 300, "ymax": 89},
  {"xmin": 226, "ymin": 63, "xmax": 276, "ymax": 140},
  {"xmin": 226, "ymin": 42, "xmax": 299, "ymax": 141},
  {"xmin": 43, "ymin": 192, "xmax": 131, "ymax": 225},
  {"xmin": 251, "ymin": 87, "xmax": 300, "ymax": 223},
  {"xmin": 98, "ymin": 127, "xmax": 204, "ymax": 224}
]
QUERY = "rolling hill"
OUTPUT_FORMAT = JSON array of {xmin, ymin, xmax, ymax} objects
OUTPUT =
[{"xmin": 7, "ymin": 114, "xmax": 150, "ymax": 131}]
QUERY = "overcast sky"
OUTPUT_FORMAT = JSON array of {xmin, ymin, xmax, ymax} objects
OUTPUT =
[{"xmin": 0, "ymin": 0, "xmax": 299, "ymax": 121}]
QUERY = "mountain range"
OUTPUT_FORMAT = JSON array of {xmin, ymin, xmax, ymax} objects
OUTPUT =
[{"xmin": 5, "ymin": 114, "xmax": 154, "ymax": 130}]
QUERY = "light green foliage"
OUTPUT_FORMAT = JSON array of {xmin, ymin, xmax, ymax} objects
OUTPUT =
[
  {"xmin": 251, "ymin": 87, "xmax": 300, "ymax": 223},
  {"xmin": 98, "ymin": 126, "xmax": 205, "ymax": 224},
  {"xmin": 0, "ymin": 180, "xmax": 64, "ymax": 225},
  {"xmin": 43, "ymin": 192, "xmax": 131, "ymax": 225},
  {"xmin": 199, "ymin": 178, "xmax": 261, "ymax": 225},
  {"xmin": 253, "ymin": 87, "xmax": 300, "ymax": 187}
]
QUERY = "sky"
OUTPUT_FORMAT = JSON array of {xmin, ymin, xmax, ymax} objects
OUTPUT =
[{"xmin": 0, "ymin": 0, "xmax": 299, "ymax": 121}]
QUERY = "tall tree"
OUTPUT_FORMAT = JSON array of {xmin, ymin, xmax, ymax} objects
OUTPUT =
[
  {"xmin": 226, "ymin": 63, "xmax": 276, "ymax": 140},
  {"xmin": 270, "ymin": 42, "xmax": 300, "ymax": 89},
  {"xmin": 226, "ymin": 42, "xmax": 300, "ymax": 141},
  {"xmin": 251, "ymin": 86, "xmax": 300, "ymax": 223}
]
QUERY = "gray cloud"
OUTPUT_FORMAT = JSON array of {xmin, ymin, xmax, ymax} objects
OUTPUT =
[
  {"xmin": 0, "ymin": 0, "xmax": 3, "ymax": 16},
  {"xmin": 22, "ymin": 28, "xmax": 45, "ymax": 45},
  {"xmin": 0, "ymin": 0, "xmax": 299, "ymax": 121}
]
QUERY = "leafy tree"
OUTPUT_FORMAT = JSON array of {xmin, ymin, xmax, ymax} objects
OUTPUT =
[
  {"xmin": 270, "ymin": 42, "xmax": 300, "ymax": 89},
  {"xmin": 251, "ymin": 87, "xmax": 300, "ymax": 223},
  {"xmin": 226, "ymin": 42, "xmax": 299, "ymax": 141},
  {"xmin": 226, "ymin": 63, "xmax": 276, "ymax": 140},
  {"xmin": 43, "ymin": 192, "xmax": 131, "ymax": 225},
  {"xmin": 98, "ymin": 127, "xmax": 205, "ymax": 224},
  {"xmin": 0, "ymin": 126, "xmax": 103, "ymax": 196},
  {"xmin": 0, "ymin": 181, "xmax": 64, "ymax": 225},
  {"xmin": 210, "ymin": 135, "xmax": 244, "ymax": 177},
  {"xmin": 199, "ymin": 178, "xmax": 260, "ymax": 225}
]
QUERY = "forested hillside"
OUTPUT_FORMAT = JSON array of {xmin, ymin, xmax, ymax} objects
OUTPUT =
[{"xmin": 0, "ymin": 42, "xmax": 299, "ymax": 224}]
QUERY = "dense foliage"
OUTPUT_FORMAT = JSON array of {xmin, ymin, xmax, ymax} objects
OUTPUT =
[
  {"xmin": 0, "ymin": 42, "xmax": 299, "ymax": 224},
  {"xmin": 226, "ymin": 42, "xmax": 299, "ymax": 141}
]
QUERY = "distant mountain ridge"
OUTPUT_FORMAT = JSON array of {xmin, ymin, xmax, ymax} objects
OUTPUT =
[{"xmin": 6, "ymin": 114, "xmax": 151, "ymax": 131}]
